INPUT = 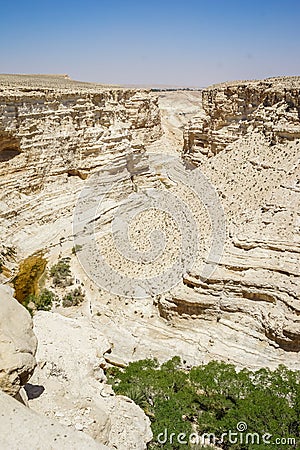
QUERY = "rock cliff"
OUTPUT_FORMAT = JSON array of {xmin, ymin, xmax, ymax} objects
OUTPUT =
[
  {"xmin": 0, "ymin": 74, "xmax": 159, "ymax": 449},
  {"xmin": 160, "ymin": 77, "xmax": 300, "ymax": 353},
  {"xmin": 0, "ymin": 74, "xmax": 161, "ymax": 274},
  {"xmin": 183, "ymin": 77, "xmax": 300, "ymax": 161}
]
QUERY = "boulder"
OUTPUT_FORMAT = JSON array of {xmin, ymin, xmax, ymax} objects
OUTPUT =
[
  {"xmin": 0, "ymin": 285, "xmax": 37, "ymax": 396},
  {"xmin": 0, "ymin": 390, "xmax": 110, "ymax": 449}
]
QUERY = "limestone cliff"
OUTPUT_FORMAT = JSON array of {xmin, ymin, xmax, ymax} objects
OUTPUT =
[
  {"xmin": 183, "ymin": 76, "xmax": 300, "ymax": 161},
  {"xmin": 0, "ymin": 74, "xmax": 161, "ymax": 449},
  {"xmin": 161, "ymin": 77, "xmax": 300, "ymax": 353},
  {"xmin": 0, "ymin": 74, "xmax": 162, "ymax": 275}
]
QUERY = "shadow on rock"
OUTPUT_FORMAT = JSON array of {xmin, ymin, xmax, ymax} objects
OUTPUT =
[{"xmin": 24, "ymin": 383, "xmax": 45, "ymax": 400}]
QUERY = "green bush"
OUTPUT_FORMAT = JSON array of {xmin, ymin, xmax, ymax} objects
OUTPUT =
[
  {"xmin": 24, "ymin": 288, "xmax": 58, "ymax": 313},
  {"xmin": 50, "ymin": 257, "xmax": 73, "ymax": 287},
  {"xmin": 35, "ymin": 289, "xmax": 58, "ymax": 310},
  {"xmin": 106, "ymin": 358, "xmax": 300, "ymax": 450},
  {"xmin": 62, "ymin": 286, "xmax": 85, "ymax": 307},
  {"xmin": 72, "ymin": 244, "xmax": 83, "ymax": 255}
]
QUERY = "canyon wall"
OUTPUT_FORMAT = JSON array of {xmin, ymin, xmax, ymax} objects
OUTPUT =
[
  {"xmin": 183, "ymin": 77, "xmax": 300, "ymax": 161},
  {"xmin": 0, "ymin": 75, "xmax": 162, "ymax": 277},
  {"xmin": 0, "ymin": 75, "xmax": 161, "ymax": 449},
  {"xmin": 160, "ymin": 77, "xmax": 300, "ymax": 353}
]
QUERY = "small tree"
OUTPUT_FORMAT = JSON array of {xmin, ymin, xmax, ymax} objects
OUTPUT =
[
  {"xmin": 72, "ymin": 244, "xmax": 83, "ymax": 255},
  {"xmin": 62, "ymin": 286, "xmax": 85, "ymax": 307},
  {"xmin": 50, "ymin": 257, "xmax": 73, "ymax": 287},
  {"xmin": 106, "ymin": 358, "xmax": 300, "ymax": 450},
  {"xmin": 24, "ymin": 288, "xmax": 58, "ymax": 313}
]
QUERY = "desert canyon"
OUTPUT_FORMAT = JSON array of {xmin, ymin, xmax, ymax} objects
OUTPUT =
[{"xmin": 0, "ymin": 74, "xmax": 299, "ymax": 448}]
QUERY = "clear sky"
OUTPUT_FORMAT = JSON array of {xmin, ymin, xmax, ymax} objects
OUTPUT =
[{"xmin": 1, "ymin": 0, "xmax": 299, "ymax": 87}]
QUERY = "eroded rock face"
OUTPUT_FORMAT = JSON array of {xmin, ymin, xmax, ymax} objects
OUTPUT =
[
  {"xmin": 0, "ymin": 74, "xmax": 162, "ymax": 274},
  {"xmin": 0, "ymin": 74, "xmax": 299, "ymax": 435},
  {"xmin": 162, "ymin": 77, "xmax": 300, "ymax": 353},
  {"xmin": 183, "ymin": 77, "xmax": 300, "ymax": 161},
  {"xmin": 0, "ymin": 76, "xmax": 161, "ymax": 195},
  {"xmin": 0, "ymin": 285, "xmax": 37, "ymax": 396}
]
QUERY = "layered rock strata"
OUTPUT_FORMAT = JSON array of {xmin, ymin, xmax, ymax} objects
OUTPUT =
[
  {"xmin": 160, "ymin": 77, "xmax": 300, "ymax": 352},
  {"xmin": 0, "ymin": 75, "xmax": 159, "ymax": 449},
  {"xmin": 0, "ymin": 74, "xmax": 161, "ymax": 275},
  {"xmin": 0, "ymin": 75, "xmax": 299, "ymax": 421},
  {"xmin": 183, "ymin": 76, "xmax": 300, "ymax": 161}
]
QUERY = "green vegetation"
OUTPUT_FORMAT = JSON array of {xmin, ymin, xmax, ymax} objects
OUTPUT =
[
  {"xmin": 13, "ymin": 252, "xmax": 47, "ymax": 303},
  {"xmin": 24, "ymin": 288, "xmax": 58, "ymax": 314},
  {"xmin": 62, "ymin": 286, "xmax": 85, "ymax": 307},
  {"xmin": 106, "ymin": 358, "xmax": 300, "ymax": 450},
  {"xmin": 72, "ymin": 244, "xmax": 83, "ymax": 255},
  {"xmin": 50, "ymin": 257, "xmax": 73, "ymax": 287},
  {"xmin": 12, "ymin": 253, "xmax": 86, "ymax": 313}
]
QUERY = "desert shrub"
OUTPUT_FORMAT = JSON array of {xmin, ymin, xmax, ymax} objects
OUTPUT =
[
  {"xmin": 121, "ymin": 385, "xmax": 149, "ymax": 409},
  {"xmin": 50, "ymin": 257, "xmax": 73, "ymax": 287},
  {"xmin": 62, "ymin": 286, "xmax": 85, "ymax": 307},
  {"xmin": 72, "ymin": 244, "xmax": 83, "ymax": 255},
  {"xmin": 24, "ymin": 288, "xmax": 58, "ymax": 313},
  {"xmin": 35, "ymin": 289, "xmax": 58, "ymax": 310},
  {"xmin": 106, "ymin": 359, "xmax": 300, "ymax": 450}
]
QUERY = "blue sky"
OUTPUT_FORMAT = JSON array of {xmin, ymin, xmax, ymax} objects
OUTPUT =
[{"xmin": 1, "ymin": 0, "xmax": 299, "ymax": 86}]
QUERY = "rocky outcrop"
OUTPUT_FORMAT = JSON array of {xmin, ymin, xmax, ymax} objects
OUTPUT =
[
  {"xmin": 0, "ymin": 389, "xmax": 110, "ymax": 449},
  {"xmin": 183, "ymin": 76, "xmax": 300, "ymax": 162},
  {"xmin": 0, "ymin": 284, "xmax": 152, "ymax": 449},
  {"xmin": 0, "ymin": 286, "xmax": 152, "ymax": 450},
  {"xmin": 0, "ymin": 284, "xmax": 37, "ymax": 396},
  {"xmin": 29, "ymin": 311, "xmax": 152, "ymax": 449}
]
